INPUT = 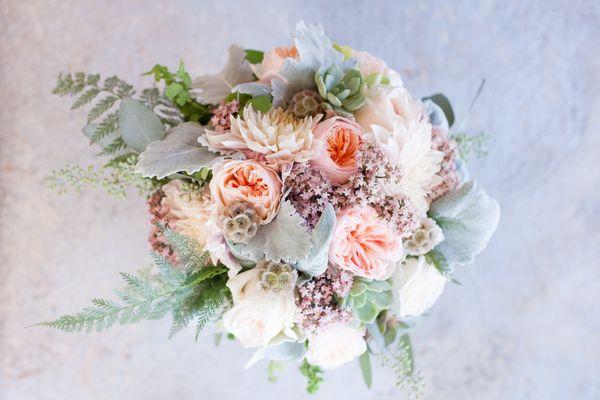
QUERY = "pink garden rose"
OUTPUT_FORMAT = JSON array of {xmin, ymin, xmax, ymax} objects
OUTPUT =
[
  {"xmin": 329, "ymin": 206, "xmax": 404, "ymax": 280},
  {"xmin": 250, "ymin": 46, "xmax": 298, "ymax": 84},
  {"xmin": 210, "ymin": 159, "xmax": 283, "ymax": 224},
  {"xmin": 310, "ymin": 116, "xmax": 363, "ymax": 185}
]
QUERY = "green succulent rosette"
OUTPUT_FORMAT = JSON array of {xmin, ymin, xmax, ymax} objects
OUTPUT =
[
  {"xmin": 343, "ymin": 278, "xmax": 393, "ymax": 324},
  {"xmin": 315, "ymin": 65, "xmax": 366, "ymax": 115}
]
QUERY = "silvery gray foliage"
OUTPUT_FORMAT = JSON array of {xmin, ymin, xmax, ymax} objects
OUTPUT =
[
  {"xmin": 245, "ymin": 340, "xmax": 306, "ymax": 368},
  {"xmin": 231, "ymin": 82, "xmax": 271, "ymax": 97},
  {"xmin": 227, "ymin": 200, "xmax": 312, "ymax": 264},
  {"xmin": 424, "ymin": 99, "xmax": 450, "ymax": 133},
  {"xmin": 191, "ymin": 45, "xmax": 254, "ymax": 104},
  {"xmin": 118, "ymin": 98, "xmax": 165, "ymax": 152},
  {"xmin": 271, "ymin": 21, "xmax": 356, "ymax": 106},
  {"xmin": 294, "ymin": 203, "xmax": 336, "ymax": 276},
  {"xmin": 135, "ymin": 122, "xmax": 222, "ymax": 179},
  {"xmin": 429, "ymin": 180, "xmax": 500, "ymax": 264}
]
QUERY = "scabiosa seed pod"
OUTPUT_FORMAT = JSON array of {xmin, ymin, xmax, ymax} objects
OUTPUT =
[
  {"xmin": 256, "ymin": 259, "xmax": 297, "ymax": 294},
  {"xmin": 289, "ymin": 89, "xmax": 324, "ymax": 117},
  {"xmin": 220, "ymin": 201, "xmax": 260, "ymax": 243}
]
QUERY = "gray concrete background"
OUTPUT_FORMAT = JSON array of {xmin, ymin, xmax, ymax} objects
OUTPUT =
[{"xmin": 1, "ymin": 1, "xmax": 599, "ymax": 399}]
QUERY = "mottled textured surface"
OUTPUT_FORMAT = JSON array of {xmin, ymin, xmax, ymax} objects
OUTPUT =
[{"xmin": 1, "ymin": 1, "xmax": 599, "ymax": 399}]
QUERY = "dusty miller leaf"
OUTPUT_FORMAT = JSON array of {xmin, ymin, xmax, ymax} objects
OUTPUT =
[
  {"xmin": 230, "ymin": 82, "xmax": 271, "ymax": 97},
  {"xmin": 233, "ymin": 200, "xmax": 312, "ymax": 264},
  {"xmin": 429, "ymin": 180, "xmax": 500, "ymax": 264},
  {"xmin": 118, "ymin": 98, "xmax": 165, "ymax": 152},
  {"xmin": 294, "ymin": 203, "xmax": 335, "ymax": 276},
  {"xmin": 271, "ymin": 21, "xmax": 355, "ymax": 106},
  {"xmin": 136, "ymin": 122, "xmax": 222, "ymax": 179},
  {"xmin": 191, "ymin": 45, "xmax": 254, "ymax": 104}
]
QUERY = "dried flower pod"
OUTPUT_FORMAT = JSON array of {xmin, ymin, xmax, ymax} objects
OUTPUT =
[
  {"xmin": 220, "ymin": 201, "xmax": 260, "ymax": 243},
  {"xmin": 256, "ymin": 259, "xmax": 297, "ymax": 294},
  {"xmin": 404, "ymin": 218, "xmax": 444, "ymax": 256},
  {"xmin": 289, "ymin": 89, "xmax": 324, "ymax": 117}
]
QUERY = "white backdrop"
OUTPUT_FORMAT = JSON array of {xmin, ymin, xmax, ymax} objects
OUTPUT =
[{"xmin": 1, "ymin": 1, "xmax": 599, "ymax": 399}]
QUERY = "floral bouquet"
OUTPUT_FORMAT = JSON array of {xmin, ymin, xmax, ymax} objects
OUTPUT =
[{"xmin": 42, "ymin": 22, "xmax": 499, "ymax": 395}]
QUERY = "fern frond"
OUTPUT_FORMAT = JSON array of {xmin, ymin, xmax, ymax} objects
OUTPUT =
[
  {"xmin": 71, "ymin": 88, "xmax": 101, "ymax": 110},
  {"xmin": 160, "ymin": 226, "xmax": 210, "ymax": 271},
  {"xmin": 194, "ymin": 282, "xmax": 229, "ymax": 340},
  {"xmin": 88, "ymin": 95, "xmax": 119, "ymax": 122},
  {"xmin": 99, "ymin": 137, "xmax": 127, "ymax": 156},
  {"xmin": 91, "ymin": 111, "xmax": 119, "ymax": 142}
]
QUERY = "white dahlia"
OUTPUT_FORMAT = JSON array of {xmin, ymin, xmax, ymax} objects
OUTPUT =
[
  {"xmin": 356, "ymin": 85, "xmax": 443, "ymax": 215},
  {"xmin": 202, "ymin": 106, "xmax": 320, "ymax": 167}
]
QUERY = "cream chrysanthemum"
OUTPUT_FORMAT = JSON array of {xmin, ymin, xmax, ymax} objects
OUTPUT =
[{"xmin": 232, "ymin": 106, "xmax": 320, "ymax": 165}]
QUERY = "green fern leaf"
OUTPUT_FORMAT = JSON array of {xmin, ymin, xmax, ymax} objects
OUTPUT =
[
  {"xmin": 160, "ymin": 226, "xmax": 209, "ymax": 270},
  {"xmin": 92, "ymin": 112, "xmax": 119, "ymax": 142},
  {"xmin": 99, "ymin": 137, "xmax": 127, "ymax": 156},
  {"xmin": 71, "ymin": 88, "xmax": 101, "ymax": 110},
  {"xmin": 87, "ymin": 95, "xmax": 119, "ymax": 122}
]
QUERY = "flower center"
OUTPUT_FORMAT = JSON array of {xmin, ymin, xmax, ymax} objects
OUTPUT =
[
  {"xmin": 226, "ymin": 165, "xmax": 269, "ymax": 198},
  {"xmin": 326, "ymin": 126, "xmax": 361, "ymax": 169}
]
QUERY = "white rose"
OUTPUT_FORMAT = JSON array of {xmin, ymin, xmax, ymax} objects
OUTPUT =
[
  {"xmin": 355, "ymin": 85, "xmax": 424, "ymax": 133},
  {"xmin": 222, "ymin": 268, "xmax": 297, "ymax": 348},
  {"xmin": 357, "ymin": 85, "xmax": 443, "ymax": 216},
  {"xmin": 305, "ymin": 322, "xmax": 367, "ymax": 370},
  {"xmin": 405, "ymin": 218, "xmax": 444, "ymax": 256},
  {"xmin": 392, "ymin": 256, "xmax": 446, "ymax": 318}
]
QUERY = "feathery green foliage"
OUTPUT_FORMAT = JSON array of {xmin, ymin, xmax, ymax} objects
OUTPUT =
[
  {"xmin": 45, "ymin": 153, "xmax": 159, "ymax": 197},
  {"xmin": 168, "ymin": 264, "xmax": 230, "ymax": 339},
  {"xmin": 452, "ymin": 132, "xmax": 489, "ymax": 161},
  {"xmin": 160, "ymin": 225, "xmax": 211, "ymax": 271},
  {"xmin": 299, "ymin": 359, "xmax": 324, "ymax": 394},
  {"xmin": 267, "ymin": 360, "xmax": 285, "ymax": 383},
  {"xmin": 378, "ymin": 334, "xmax": 425, "ymax": 399},
  {"xmin": 40, "ymin": 251, "xmax": 229, "ymax": 336},
  {"xmin": 144, "ymin": 61, "xmax": 212, "ymax": 124},
  {"xmin": 53, "ymin": 72, "xmax": 135, "ymax": 155}
]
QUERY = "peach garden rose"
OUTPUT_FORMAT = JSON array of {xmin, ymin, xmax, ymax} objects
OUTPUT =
[
  {"xmin": 209, "ymin": 159, "xmax": 283, "ymax": 224},
  {"xmin": 250, "ymin": 46, "xmax": 298, "ymax": 84},
  {"xmin": 310, "ymin": 116, "xmax": 363, "ymax": 185},
  {"xmin": 329, "ymin": 206, "xmax": 404, "ymax": 280}
]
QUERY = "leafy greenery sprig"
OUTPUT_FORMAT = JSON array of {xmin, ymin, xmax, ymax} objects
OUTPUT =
[
  {"xmin": 144, "ymin": 61, "xmax": 212, "ymax": 124},
  {"xmin": 39, "ymin": 228, "xmax": 231, "ymax": 339},
  {"xmin": 53, "ymin": 72, "xmax": 135, "ymax": 156},
  {"xmin": 45, "ymin": 153, "xmax": 160, "ymax": 198},
  {"xmin": 299, "ymin": 359, "xmax": 324, "ymax": 394},
  {"xmin": 378, "ymin": 334, "xmax": 425, "ymax": 399}
]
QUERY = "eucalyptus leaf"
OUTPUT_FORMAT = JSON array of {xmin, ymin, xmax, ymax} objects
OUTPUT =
[
  {"xmin": 135, "ymin": 122, "xmax": 222, "ymax": 179},
  {"xmin": 430, "ymin": 180, "xmax": 500, "ymax": 265},
  {"xmin": 294, "ymin": 204, "xmax": 336, "ymax": 276},
  {"xmin": 358, "ymin": 351, "xmax": 373, "ymax": 389},
  {"xmin": 118, "ymin": 98, "xmax": 165, "ymax": 152},
  {"xmin": 191, "ymin": 45, "xmax": 254, "ymax": 104}
]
